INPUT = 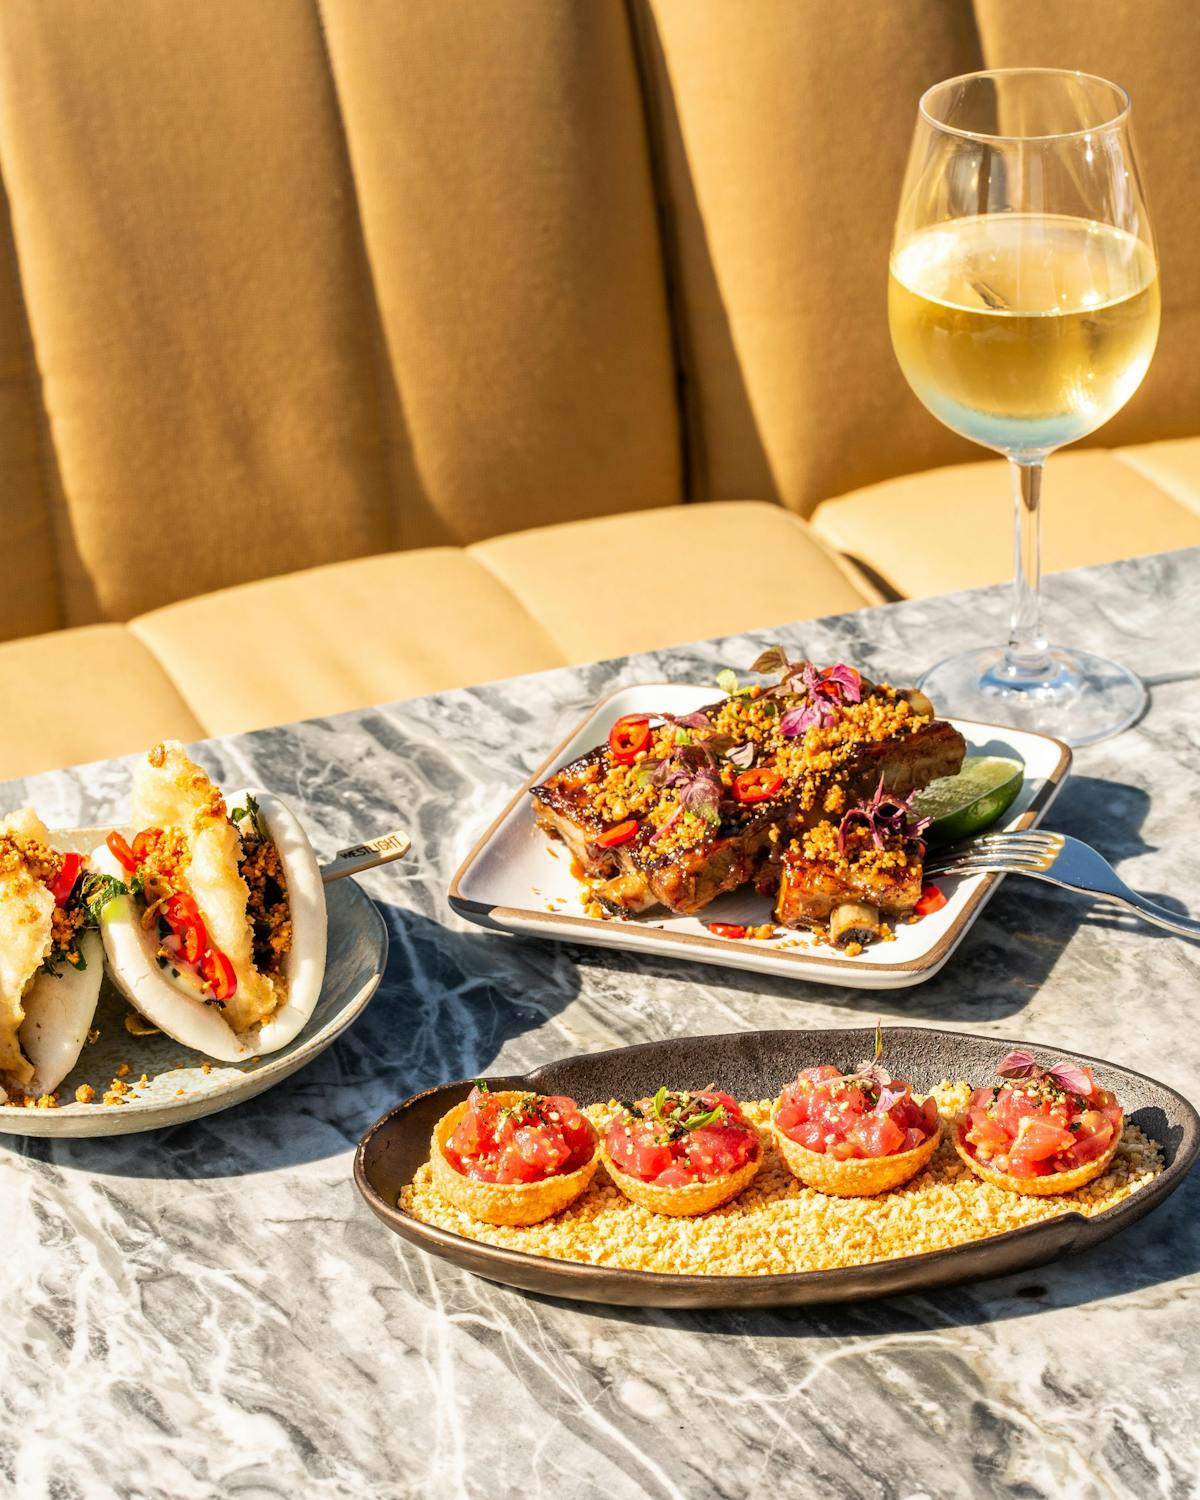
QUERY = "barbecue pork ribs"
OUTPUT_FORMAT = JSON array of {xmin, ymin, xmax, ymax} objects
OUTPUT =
[{"xmin": 530, "ymin": 672, "xmax": 965, "ymax": 941}]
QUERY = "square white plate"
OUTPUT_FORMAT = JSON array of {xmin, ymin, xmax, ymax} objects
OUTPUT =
[{"xmin": 448, "ymin": 684, "xmax": 1072, "ymax": 990}]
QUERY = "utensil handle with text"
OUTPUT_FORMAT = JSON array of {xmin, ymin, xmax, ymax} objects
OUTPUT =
[{"xmin": 320, "ymin": 830, "xmax": 412, "ymax": 883}]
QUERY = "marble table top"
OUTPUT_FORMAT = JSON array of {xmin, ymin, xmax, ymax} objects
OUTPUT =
[{"xmin": 3, "ymin": 547, "xmax": 1199, "ymax": 1499}]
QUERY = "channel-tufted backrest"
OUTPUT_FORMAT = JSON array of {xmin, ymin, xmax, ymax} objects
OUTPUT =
[
  {"xmin": 0, "ymin": 0, "xmax": 681, "ymax": 637},
  {"xmin": 634, "ymin": 0, "xmax": 986, "ymax": 510},
  {"xmin": 0, "ymin": 0, "xmax": 1195, "ymax": 643}
]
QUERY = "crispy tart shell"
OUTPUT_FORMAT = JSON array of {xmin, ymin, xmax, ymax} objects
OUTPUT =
[
  {"xmin": 771, "ymin": 1108, "xmax": 943, "ymax": 1197},
  {"xmin": 599, "ymin": 1135, "xmax": 763, "ymax": 1218},
  {"xmin": 952, "ymin": 1113, "xmax": 1124, "ymax": 1197},
  {"xmin": 430, "ymin": 1093, "xmax": 599, "ymax": 1226}
]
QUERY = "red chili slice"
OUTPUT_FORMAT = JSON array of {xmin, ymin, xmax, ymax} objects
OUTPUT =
[
  {"xmin": 177, "ymin": 919, "xmax": 206, "ymax": 966},
  {"xmin": 48, "ymin": 852, "xmax": 84, "ymax": 907},
  {"xmin": 608, "ymin": 715, "xmax": 652, "ymax": 765},
  {"xmin": 163, "ymin": 893, "xmax": 201, "ymax": 929},
  {"xmin": 201, "ymin": 947, "xmax": 237, "ymax": 1002},
  {"xmin": 915, "ymin": 883, "xmax": 947, "ymax": 916},
  {"xmin": 162, "ymin": 893, "xmax": 208, "ymax": 964},
  {"xmin": 106, "ymin": 831, "xmax": 139, "ymax": 873},
  {"xmin": 596, "ymin": 819, "xmax": 639, "ymax": 848},
  {"xmin": 706, "ymin": 922, "xmax": 747, "ymax": 940},
  {"xmin": 132, "ymin": 828, "xmax": 161, "ymax": 863},
  {"xmin": 732, "ymin": 768, "xmax": 784, "ymax": 803}
]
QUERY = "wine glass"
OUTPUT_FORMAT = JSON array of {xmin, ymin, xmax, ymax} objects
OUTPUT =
[{"xmin": 889, "ymin": 69, "xmax": 1159, "ymax": 746}]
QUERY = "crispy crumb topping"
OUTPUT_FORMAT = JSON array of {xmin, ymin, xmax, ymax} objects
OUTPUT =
[
  {"xmin": 0, "ymin": 831, "xmax": 59, "ymax": 887},
  {"xmin": 799, "ymin": 818, "xmax": 919, "ymax": 880},
  {"xmin": 579, "ymin": 687, "xmax": 926, "ymax": 859}
]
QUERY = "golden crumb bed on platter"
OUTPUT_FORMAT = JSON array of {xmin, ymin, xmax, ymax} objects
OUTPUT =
[{"xmin": 399, "ymin": 1083, "xmax": 1164, "ymax": 1277}]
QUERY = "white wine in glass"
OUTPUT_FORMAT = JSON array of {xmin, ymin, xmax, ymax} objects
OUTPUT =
[{"xmin": 889, "ymin": 71, "xmax": 1160, "ymax": 745}]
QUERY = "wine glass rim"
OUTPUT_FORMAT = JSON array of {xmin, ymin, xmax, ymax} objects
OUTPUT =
[{"xmin": 919, "ymin": 67, "xmax": 1131, "ymax": 144}]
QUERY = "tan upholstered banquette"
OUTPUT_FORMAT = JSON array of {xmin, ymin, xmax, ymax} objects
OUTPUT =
[{"xmin": 2, "ymin": 1, "xmax": 1199, "ymax": 777}]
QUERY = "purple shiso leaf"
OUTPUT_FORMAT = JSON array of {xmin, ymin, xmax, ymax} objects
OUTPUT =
[
  {"xmin": 654, "ymin": 709, "xmax": 714, "ymax": 733},
  {"xmin": 750, "ymin": 644, "xmax": 791, "ymax": 676},
  {"xmin": 663, "ymin": 743, "xmax": 706, "ymax": 777},
  {"xmin": 756, "ymin": 649, "xmax": 815, "ymax": 699},
  {"xmin": 677, "ymin": 778, "xmax": 709, "ymax": 810},
  {"xmin": 780, "ymin": 700, "xmax": 836, "ymax": 737},
  {"xmin": 635, "ymin": 758, "xmax": 666, "ymax": 788},
  {"xmin": 677, "ymin": 773, "xmax": 723, "ymax": 826},
  {"xmin": 651, "ymin": 766, "xmax": 724, "ymax": 840},
  {"xmin": 764, "ymin": 664, "xmax": 814, "ymax": 701},
  {"xmin": 838, "ymin": 775, "xmax": 930, "ymax": 852},
  {"xmin": 828, "ymin": 666, "xmax": 858, "ymax": 699},
  {"xmin": 706, "ymin": 733, "xmax": 738, "ymax": 758},
  {"xmin": 1047, "ymin": 1061, "xmax": 1094, "ymax": 1096},
  {"xmin": 778, "ymin": 705, "xmax": 811, "ymax": 738},
  {"xmin": 726, "ymin": 741, "xmax": 756, "ymax": 770},
  {"xmin": 996, "ymin": 1049, "xmax": 1040, "ymax": 1080},
  {"xmin": 820, "ymin": 663, "xmax": 863, "ymax": 704}
]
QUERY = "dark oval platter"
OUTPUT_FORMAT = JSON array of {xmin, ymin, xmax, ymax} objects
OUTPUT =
[{"xmin": 353, "ymin": 1026, "xmax": 1199, "ymax": 1308}]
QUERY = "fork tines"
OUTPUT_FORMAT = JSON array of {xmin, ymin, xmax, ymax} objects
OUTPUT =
[{"xmin": 925, "ymin": 829, "xmax": 1061, "ymax": 877}]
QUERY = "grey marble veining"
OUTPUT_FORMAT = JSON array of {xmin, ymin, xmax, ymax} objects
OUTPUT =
[{"xmin": 3, "ymin": 548, "xmax": 1200, "ymax": 1499}]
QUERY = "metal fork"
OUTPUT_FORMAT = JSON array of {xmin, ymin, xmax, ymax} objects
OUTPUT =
[{"xmin": 925, "ymin": 830, "xmax": 1200, "ymax": 940}]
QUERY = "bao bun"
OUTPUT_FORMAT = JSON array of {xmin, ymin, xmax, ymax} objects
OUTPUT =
[
  {"xmin": 18, "ymin": 930, "xmax": 105, "ymax": 1097},
  {"xmin": 0, "ymin": 809, "xmax": 105, "ymax": 1099},
  {"xmin": 94, "ymin": 743, "xmax": 327, "ymax": 1062}
]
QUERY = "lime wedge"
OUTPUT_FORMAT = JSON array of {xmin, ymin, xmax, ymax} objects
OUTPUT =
[{"xmin": 912, "ymin": 756, "xmax": 1025, "ymax": 846}]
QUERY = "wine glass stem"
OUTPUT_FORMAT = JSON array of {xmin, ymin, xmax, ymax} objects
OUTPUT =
[{"xmin": 1005, "ymin": 457, "xmax": 1053, "ymax": 679}]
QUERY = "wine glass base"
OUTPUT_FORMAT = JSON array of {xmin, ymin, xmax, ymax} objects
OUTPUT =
[{"xmin": 917, "ymin": 645, "xmax": 1147, "ymax": 748}]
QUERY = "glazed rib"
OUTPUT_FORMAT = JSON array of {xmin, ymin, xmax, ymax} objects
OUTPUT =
[
  {"xmin": 774, "ymin": 839, "xmax": 924, "ymax": 931},
  {"xmin": 531, "ymin": 688, "xmax": 964, "ymax": 918}
]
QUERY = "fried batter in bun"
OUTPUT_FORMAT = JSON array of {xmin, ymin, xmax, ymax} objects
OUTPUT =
[{"xmin": 95, "ymin": 743, "xmax": 327, "ymax": 1061}]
